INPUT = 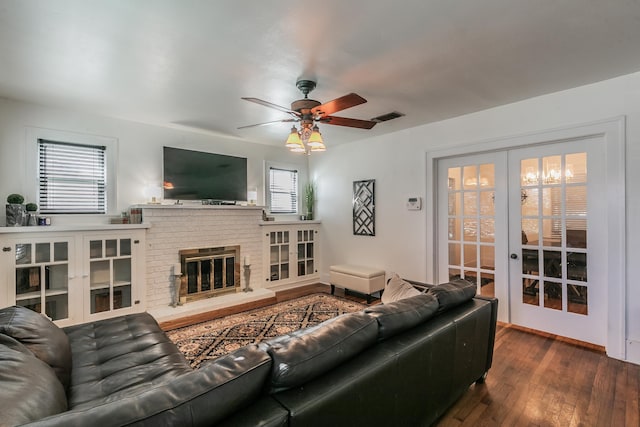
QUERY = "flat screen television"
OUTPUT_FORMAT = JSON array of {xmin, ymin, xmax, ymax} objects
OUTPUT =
[{"xmin": 163, "ymin": 146, "xmax": 248, "ymax": 202}]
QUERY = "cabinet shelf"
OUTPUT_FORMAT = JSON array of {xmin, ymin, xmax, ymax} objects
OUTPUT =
[
  {"xmin": 15, "ymin": 291, "xmax": 40, "ymax": 301},
  {"xmin": 16, "ymin": 289, "xmax": 68, "ymax": 301},
  {"xmin": 114, "ymin": 281, "xmax": 131, "ymax": 287},
  {"xmin": 90, "ymin": 280, "xmax": 131, "ymax": 290}
]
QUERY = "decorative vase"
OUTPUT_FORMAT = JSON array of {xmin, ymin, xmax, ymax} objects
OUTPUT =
[
  {"xmin": 27, "ymin": 213, "xmax": 38, "ymax": 226},
  {"xmin": 6, "ymin": 204, "xmax": 26, "ymax": 227}
]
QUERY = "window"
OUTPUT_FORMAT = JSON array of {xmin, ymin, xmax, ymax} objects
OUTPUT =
[
  {"xmin": 268, "ymin": 167, "xmax": 298, "ymax": 214},
  {"xmin": 38, "ymin": 139, "xmax": 107, "ymax": 214}
]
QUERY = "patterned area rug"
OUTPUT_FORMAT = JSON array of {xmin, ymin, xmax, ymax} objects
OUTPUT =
[{"xmin": 166, "ymin": 293, "xmax": 367, "ymax": 368}]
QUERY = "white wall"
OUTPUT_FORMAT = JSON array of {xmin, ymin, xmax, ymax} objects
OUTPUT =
[
  {"xmin": 311, "ymin": 71, "xmax": 640, "ymax": 363},
  {"xmin": 0, "ymin": 97, "xmax": 309, "ymax": 224}
]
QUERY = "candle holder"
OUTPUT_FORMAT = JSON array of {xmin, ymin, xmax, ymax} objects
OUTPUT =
[
  {"xmin": 243, "ymin": 264, "xmax": 253, "ymax": 292},
  {"xmin": 170, "ymin": 264, "xmax": 183, "ymax": 307}
]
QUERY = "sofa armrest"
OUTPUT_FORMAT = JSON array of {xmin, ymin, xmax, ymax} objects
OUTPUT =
[{"xmin": 472, "ymin": 295, "xmax": 498, "ymax": 376}]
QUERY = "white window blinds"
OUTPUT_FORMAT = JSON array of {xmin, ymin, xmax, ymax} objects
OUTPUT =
[
  {"xmin": 269, "ymin": 167, "xmax": 298, "ymax": 213},
  {"xmin": 38, "ymin": 139, "xmax": 107, "ymax": 214}
]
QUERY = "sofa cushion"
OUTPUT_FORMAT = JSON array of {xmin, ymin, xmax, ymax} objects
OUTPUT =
[
  {"xmin": 0, "ymin": 305, "xmax": 72, "ymax": 390},
  {"xmin": 264, "ymin": 311, "xmax": 378, "ymax": 392},
  {"xmin": 0, "ymin": 333, "xmax": 67, "ymax": 425},
  {"xmin": 62, "ymin": 345, "xmax": 273, "ymax": 426},
  {"xmin": 365, "ymin": 293, "xmax": 439, "ymax": 341},
  {"xmin": 428, "ymin": 278, "xmax": 477, "ymax": 312},
  {"xmin": 381, "ymin": 273, "xmax": 422, "ymax": 304},
  {"xmin": 64, "ymin": 312, "xmax": 192, "ymax": 408}
]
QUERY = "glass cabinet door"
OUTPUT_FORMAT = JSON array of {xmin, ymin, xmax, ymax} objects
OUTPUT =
[
  {"xmin": 297, "ymin": 229, "xmax": 316, "ymax": 277},
  {"xmin": 89, "ymin": 237, "xmax": 132, "ymax": 314},
  {"xmin": 268, "ymin": 231, "xmax": 289, "ymax": 282},
  {"xmin": 15, "ymin": 240, "xmax": 70, "ymax": 321}
]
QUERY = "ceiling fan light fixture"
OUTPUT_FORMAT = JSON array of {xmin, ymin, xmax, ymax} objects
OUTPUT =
[{"xmin": 241, "ymin": 79, "xmax": 377, "ymax": 152}]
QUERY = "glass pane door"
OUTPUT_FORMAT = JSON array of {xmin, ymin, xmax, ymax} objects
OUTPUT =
[
  {"xmin": 89, "ymin": 237, "xmax": 132, "ymax": 314},
  {"xmin": 508, "ymin": 136, "xmax": 606, "ymax": 345},
  {"xmin": 268, "ymin": 231, "xmax": 289, "ymax": 282},
  {"xmin": 520, "ymin": 153, "xmax": 588, "ymax": 314},
  {"xmin": 446, "ymin": 164, "xmax": 497, "ymax": 297},
  {"xmin": 15, "ymin": 240, "xmax": 70, "ymax": 321},
  {"xmin": 297, "ymin": 229, "xmax": 316, "ymax": 277},
  {"xmin": 438, "ymin": 152, "xmax": 508, "ymax": 320}
]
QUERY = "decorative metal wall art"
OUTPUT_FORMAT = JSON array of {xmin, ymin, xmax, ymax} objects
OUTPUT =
[{"xmin": 353, "ymin": 179, "xmax": 375, "ymax": 236}]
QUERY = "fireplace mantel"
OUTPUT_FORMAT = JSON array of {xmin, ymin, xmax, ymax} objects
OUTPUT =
[{"xmin": 132, "ymin": 204, "xmax": 264, "ymax": 212}]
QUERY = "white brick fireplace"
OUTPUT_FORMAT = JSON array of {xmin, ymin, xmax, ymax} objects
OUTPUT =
[{"xmin": 140, "ymin": 205, "xmax": 266, "ymax": 321}]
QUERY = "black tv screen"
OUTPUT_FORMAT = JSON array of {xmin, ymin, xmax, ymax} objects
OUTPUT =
[{"xmin": 163, "ymin": 146, "xmax": 247, "ymax": 201}]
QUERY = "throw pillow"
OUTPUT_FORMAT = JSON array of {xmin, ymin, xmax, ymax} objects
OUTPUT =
[
  {"xmin": 381, "ymin": 273, "xmax": 422, "ymax": 304},
  {"xmin": 0, "ymin": 305, "xmax": 72, "ymax": 390}
]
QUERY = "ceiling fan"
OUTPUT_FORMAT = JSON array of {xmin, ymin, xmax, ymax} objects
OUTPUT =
[{"xmin": 238, "ymin": 79, "xmax": 378, "ymax": 131}]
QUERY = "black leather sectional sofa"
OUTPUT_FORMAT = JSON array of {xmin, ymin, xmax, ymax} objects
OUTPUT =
[{"xmin": 0, "ymin": 279, "xmax": 497, "ymax": 426}]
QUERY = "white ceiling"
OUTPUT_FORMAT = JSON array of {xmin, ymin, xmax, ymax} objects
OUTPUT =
[{"xmin": 1, "ymin": 0, "xmax": 640, "ymax": 148}]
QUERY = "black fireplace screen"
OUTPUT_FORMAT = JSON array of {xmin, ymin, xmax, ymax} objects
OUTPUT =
[{"xmin": 185, "ymin": 255, "xmax": 235, "ymax": 295}]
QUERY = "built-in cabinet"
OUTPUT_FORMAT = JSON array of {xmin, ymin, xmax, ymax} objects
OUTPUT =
[
  {"xmin": 1, "ymin": 227, "xmax": 146, "ymax": 326},
  {"xmin": 262, "ymin": 222, "xmax": 320, "ymax": 286}
]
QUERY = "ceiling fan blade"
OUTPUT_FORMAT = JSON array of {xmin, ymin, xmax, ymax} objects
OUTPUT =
[
  {"xmin": 241, "ymin": 97, "xmax": 300, "ymax": 117},
  {"xmin": 311, "ymin": 93, "xmax": 367, "ymax": 117},
  {"xmin": 319, "ymin": 115, "xmax": 377, "ymax": 129},
  {"xmin": 237, "ymin": 118, "xmax": 298, "ymax": 129}
]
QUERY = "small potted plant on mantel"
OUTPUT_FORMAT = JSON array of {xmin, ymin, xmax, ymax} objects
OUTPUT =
[
  {"xmin": 6, "ymin": 193, "xmax": 26, "ymax": 226},
  {"xmin": 26, "ymin": 203, "xmax": 38, "ymax": 226}
]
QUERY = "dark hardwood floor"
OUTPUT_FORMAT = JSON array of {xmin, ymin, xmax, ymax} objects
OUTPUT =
[
  {"xmin": 436, "ymin": 324, "xmax": 640, "ymax": 427},
  {"xmin": 160, "ymin": 284, "xmax": 639, "ymax": 426}
]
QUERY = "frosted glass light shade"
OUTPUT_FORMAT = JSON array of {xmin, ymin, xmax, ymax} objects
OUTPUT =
[
  {"xmin": 285, "ymin": 126, "xmax": 303, "ymax": 148},
  {"xmin": 307, "ymin": 125, "xmax": 324, "ymax": 148}
]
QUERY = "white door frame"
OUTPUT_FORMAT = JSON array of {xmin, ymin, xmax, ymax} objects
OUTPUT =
[{"xmin": 425, "ymin": 117, "xmax": 626, "ymax": 360}]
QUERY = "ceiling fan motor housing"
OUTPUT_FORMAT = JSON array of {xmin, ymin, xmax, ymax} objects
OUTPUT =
[{"xmin": 291, "ymin": 98, "xmax": 321, "ymax": 113}]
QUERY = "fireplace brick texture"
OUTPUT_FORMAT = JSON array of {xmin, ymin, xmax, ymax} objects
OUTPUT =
[{"xmin": 142, "ymin": 207, "xmax": 263, "ymax": 311}]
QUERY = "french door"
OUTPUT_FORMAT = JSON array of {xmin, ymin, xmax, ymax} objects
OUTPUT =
[
  {"xmin": 438, "ymin": 136, "xmax": 607, "ymax": 345},
  {"xmin": 507, "ymin": 137, "xmax": 606, "ymax": 345},
  {"xmin": 437, "ymin": 153, "xmax": 509, "ymax": 320}
]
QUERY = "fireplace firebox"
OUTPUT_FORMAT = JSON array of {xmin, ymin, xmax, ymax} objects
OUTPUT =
[{"xmin": 178, "ymin": 245, "xmax": 240, "ymax": 303}]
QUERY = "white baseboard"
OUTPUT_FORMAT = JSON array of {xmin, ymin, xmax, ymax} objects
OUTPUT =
[{"xmin": 625, "ymin": 340, "xmax": 640, "ymax": 365}]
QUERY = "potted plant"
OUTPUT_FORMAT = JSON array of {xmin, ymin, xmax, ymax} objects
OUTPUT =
[
  {"xmin": 304, "ymin": 182, "xmax": 315, "ymax": 220},
  {"xmin": 26, "ymin": 203, "xmax": 38, "ymax": 226},
  {"xmin": 6, "ymin": 193, "xmax": 25, "ymax": 226}
]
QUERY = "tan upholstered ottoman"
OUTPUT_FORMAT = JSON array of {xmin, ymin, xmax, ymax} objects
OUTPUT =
[{"xmin": 329, "ymin": 264, "xmax": 386, "ymax": 303}]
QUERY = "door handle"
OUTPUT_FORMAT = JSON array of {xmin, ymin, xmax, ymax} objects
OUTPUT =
[{"xmin": 510, "ymin": 253, "xmax": 519, "ymax": 260}]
